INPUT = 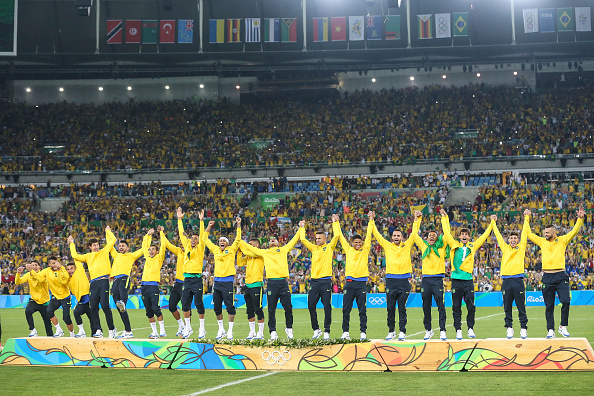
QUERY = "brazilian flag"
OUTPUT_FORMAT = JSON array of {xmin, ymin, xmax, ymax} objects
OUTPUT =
[{"xmin": 411, "ymin": 204, "xmax": 429, "ymax": 216}]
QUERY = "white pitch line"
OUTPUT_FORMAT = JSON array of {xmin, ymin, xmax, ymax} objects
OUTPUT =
[{"xmin": 184, "ymin": 371, "xmax": 278, "ymax": 396}]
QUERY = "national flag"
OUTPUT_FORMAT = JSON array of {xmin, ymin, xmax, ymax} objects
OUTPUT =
[
  {"xmin": 125, "ymin": 20, "xmax": 141, "ymax": 43},
  {"xmin": 523, "ymin": 9, "xmax": 539, "ymax": 33},
  {"xmin": 418, "ymin": 14, "xmax": 433, "ymax": 39},
  {"xmin": 452, "ymin": 12, "xmax": 468, "ymax": 36},
  {"xmin": 575, "ymin": 7, "xmax": 592, "ymax": 32},
  {"xmin": 228, "ymin": 19, "xmax": 241, "ymax": 42},
  {"xmin": 331, "ymin": 17, "xmax": 346, "ymax": 41},
  {"xmin": 313, "ymin": 17, "xmax": 328, "ymax": 42},
  {"xmin": 557, "ymin": 8, "xmax": 574, "ymax": 31},
  {"xmin": 106, "ymin": 20, "xmax": 122, "ymax": 44},
  {"xmin": 142, "ymin": 20, "xmax": 158, "ymax": 44},
  {"xmin": 365, "ymin": 16, "xmax": 382, "ymax": 40},
  {"xmin": 435, "ymin": 13, "xmax": 451, "ymax": 38},
  {"xmin": 264, "ymin": 18, "xmax": 280, "ymax": 42},
  {"xmin": 178, "ymin": 20, "xmax": 194, "ymax": 44},
  {"xmin": 411, "ymin": 204, "xmax": 429, "ymax": 216},
  {"xmin": 209, "ymin": 19, "xmax": 225, "ymax": 43},
  {"xmin": 539, "ymin": 9, "xmax": 555, "ymax": 33},
  {"xmin": 385, "ymin": 15, "xmax": 401, "ymax": 40},
  {"xmin": 160, "ymin": 20, "xmax": 175, "ymax": 43},
  {"xmin": 245, "ymin": 18, "xmax": 261, "ymax": 42},
  {"xmin": 349, "ymin": 16, "xmax": 364, "ymax": 41},
  {"xmin": 281, "ymin": 18, "xmax": 297, "ymax": 42}
]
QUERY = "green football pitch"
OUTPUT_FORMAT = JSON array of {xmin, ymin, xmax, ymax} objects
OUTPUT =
[{"xmin": 1, "ymin": 306, "xmax": 594, "ymax": 395}]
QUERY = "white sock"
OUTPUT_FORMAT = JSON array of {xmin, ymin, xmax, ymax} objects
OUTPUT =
[
  {"xmin": 158, "ymin": 320, "xmax": 165, "ymax": 333},
  {"xmin": 199, "ymin": 318, "xmax": 205, "ymax": 330},
  {"xmin": 78, "ymin": 324, "xmax": 84, "ymax": 333},
  {"xmin": 228, "ymin": 322, "xmax": 234, "ymax": 333},
  {"xmin": 70, "ymin": 331, "xmax": 75, "ymax": 337},
  {"xmin": 258, "ymin": 322, "xmax": 265, "ymax": 334},
  {"xmin": 55, "ymin": 324, "xmax": 62, "ymax": 331},
  {"xmin": 177, "ymin": 318, "xmax": 184, "ymax": 326},
  {"xmin": 249, "ymin": 321, "xmax": 256, "ymax": 333},
  {"xmin": 184, "ymin": 318, "xmax": 191, "ymax": 328},
  {"xmin": 150, "ymin": 322, "xmax": 157, "ymax": 334},
  {"xmin": 217, "ymin": 319, "xmax": 224, "ymax": 331}
]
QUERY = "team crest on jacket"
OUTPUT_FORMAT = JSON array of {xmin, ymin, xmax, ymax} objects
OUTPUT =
[
  {"xmin": 468, "ymin": 243, "xmax": 473, "ymax": 248},
  {"xmin": 555, "ymin": 238, "xmax": 559, "ymax": 242},
  {"xmin": 276, "ymin": 249, "xmax": 281, "ymax": 252},
  {"xmin": 224, "ymin": 249, "xmax": 228, "ymax": 254}
]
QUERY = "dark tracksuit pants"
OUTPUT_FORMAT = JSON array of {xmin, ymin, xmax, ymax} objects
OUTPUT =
[
  {"xmin": 90, "ymin": 278, "xmax": 115, "ymax": 333},
  {"xmin": 502, "ymin": 277, "xmax": 528, "ymax": 329},
  {"xmin": 421, "ymin": 276, "xmax": 446, "ymax": 332},
  {"xmin": 245, "ymin": 286, "xmax": 265, "ymax": 321},
  {"xmin": 25, "ymin": 299, "xmax": 53, "ymax": 336},
  {"xmin": 73, "ymin": 301, "xmax": 92, "ymax": 327},
  {"xmin": 542, "ymin": 272, "xmax": 570, "ymax": 330},
  {"xmin": 342, "ymin": 280, "xmax": 367, "ymax": 333},
  {"xmin": 386, "ymin": 278, "xmax": 410, "ymax": 333},
  {"xmin": 451, "ymin": 279, "xmax": 475, "ymax": 331},
  {"xmin": 266, "ymin": 279, "xmax": 293, "ymax": 332},
  {"xmin": 111, "ymin": 276, "xmax": 131, "ymax": 332},
  {"xmin": 308, "ymin": 278, "xmax": 332, "ymax": 333}
]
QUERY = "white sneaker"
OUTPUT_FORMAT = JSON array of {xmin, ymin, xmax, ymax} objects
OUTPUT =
[
  {"xmin": 28, "ymin": 328, "xmax": 38, "ymax": 337},
  {"xmin": 285, "ymin": 328, "xmax": 294, "ymax": 340},
  {"xmin": 120, "ymin": 331, "xmax": 133, "ymax": 339},
  {"xmin": 440, "ymin": 331, "xmax": 447, "ymax": 340},
  {"xmin": 53, "ymin": 328, "xmax": 64, "ymax": 338},
  {"xmin": 385, "ymin": 332, "xmax": 396, "ymax": 341},
  {"xmin": 215, "ymin": 329, "xmax": 226, "ymax": 340},
  {"xmin": 255, "ymin": 332, "xmax": 264, "ymax": 340},
  {"xmin": 468, "ymin": 329, "xmax": 476, "ymax": 339},
  {"xmin": 340, "ymin": 331, "xmax": 350, "ymax": 340},
  {"xmin": 423, "ymin": 330, "xmax": 434, "ymax": 340},
  {"xmin": 109, "ymin": 328, "xmax": 117, "ymax": 339},
  {"xmin": 227, "ymin": 332, "xmax": 234, "ymax": 340},
  {"xmin": 312, "ymin": 329, "xmax": 322, "ymax": 339},
  {"xmin": 176, "ymin": 325, "xmax": 185, "ymax": 337},
  {"xmin": 546, "ymin": 329, "xmax": 555, "ymax": 339},
  {"xmin": 398, "ymin": 332, "xmax": 406, "ymax": 341},
  {"xmin": 115, "ymin": 300, "xmax": 126, "ymax": 313},
  {"xmin": 520, "ymin": 328, "xmax": 527, "ymax": 339},
  {"xmin": 75, "ymin": 330, "xmax": 86, "ymax": 338},
  {"xmin": 558, "ymin": 326, "xmax": 570, "ymax": 337},
  {"xmin": 159, "ymin": 331, "xmax": 167, "ymax": 338},
  {"xmin": 507, "ymin": 327, "xmax": 514, "ymax": 339},
  {"xmin": 197, "ymin": 328, "xmax": 205, "ymax": 339},
  {"xmin": 92, "ymin": 329, "xmax": 103, "ymax": 338},
  {"xmin": 323, "ymin": 332, "xmax": 330, "ymax": 340},
  {"xmin": 149, "ymin": 333, "xmax": 159, "ymax": 339},
  {"xmin": 270, "ymin": 331, "xmax": 278, "ymax": 340},
  {"xmin": 360, "ymin": 332, "xmax": 367, "ymax": 340},
  {"xmin": 183, "ymin": 327, "xmax": 194, "ymax": 340},
  {"xmin": 246, "ymin": 331, "xmax": 256, "ymax": 340},
  {"xmin": 456, "ymin": 330, "xmax": 463, "ymax": 340}
]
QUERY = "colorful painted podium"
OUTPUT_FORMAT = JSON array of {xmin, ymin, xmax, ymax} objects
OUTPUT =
[{"xmin": 1, "ymin": 337, "xmax": 593, "ymax": 371}]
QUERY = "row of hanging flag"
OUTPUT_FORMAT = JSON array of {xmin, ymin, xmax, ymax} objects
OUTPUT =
[{"xmin": 522, "ymin": 7, "xmax": 591, "ymax": 33}]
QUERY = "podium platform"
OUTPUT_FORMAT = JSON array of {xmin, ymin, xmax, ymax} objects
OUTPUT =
[{"xmin": 1, "ymin": 337, "xmax": 593, "ymax": 371}]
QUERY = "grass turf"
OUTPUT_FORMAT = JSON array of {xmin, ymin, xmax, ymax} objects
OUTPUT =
[{"xmin": 1, "ymin": 305, "xmax": 594, "ymax": 395}]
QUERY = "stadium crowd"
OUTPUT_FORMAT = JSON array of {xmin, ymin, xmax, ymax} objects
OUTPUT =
[
  {"xmin": 1, "ymin": 84, "xmax": 593, "ymax": 172},
  {"xmin": 1, "ymin": 175, "xmax": 593, "ymax": 297}
]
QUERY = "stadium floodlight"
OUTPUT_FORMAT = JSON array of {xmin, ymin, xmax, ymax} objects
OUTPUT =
[
  {"xmin": 127, "ymin": 86, "xmax": 132, "ymax": 91},
  {"xmin": 371, "ymin": 78, "xmax": 376, "ymax": 83},
  {"xmin": 236, "ymin": 85, "xmax": 240, "ymax": 89},
  {"xmin": 199, "ymin": 84, "xmax": 205, "ymax": 89},
  {"xmin": 409, "ymin": 76, "xmax": 415, "ymax": 81},
  {"xmin": 59, "ymin": 87, "xmax": 64, "ymax": 92},
  {"xmin": 26, "ymin": 88, "xmax": 31, "ymax": 92},
  {"xmin": 98, "ymin": 87, "xmax": 103, "ymax": 91},
  {"xmin": 165, "ymin": 85, "xmax": 170, "ymax": 90},
  {"xmin": 513, "ymin": 71, "xmax": 518, "ymax": 76},
  {"xmin": 476, "ymin": 73, "xmax": 481, "ymax": 77},
  {"xmin": 442, "ymin": 75, "xmax": 446, "ymax": 79}
]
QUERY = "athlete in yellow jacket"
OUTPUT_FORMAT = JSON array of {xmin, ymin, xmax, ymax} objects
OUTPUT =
[
  {"xmin": 333, "ymin": 212, "xmax": 374, "ymax": 341},
  {"xmin": 66, "ymin": 261, "xmax": 92, "ymax": 338},
  {"xmin": 372, "ymin": 211, "xmax": 421, "ymax": 341},
  {"xmin": 16, "ymin": 261, "xmax": 53, "ymax": 337},
  {"xmin": 491, "ymin": 211, "xmax": 530, "ymax": 339},
  {"xmin": 237, "ymin": 239, "xmax": 265, "ymax": 340},
  {"xmin": 141, "ymin": 227, "xmax": 167, "ymax": 339},
  {"xmin": 526, "ymin": 207, "xmax": 585, "ymax": 338},
  {"xmin": 300, "ymin": 221, "xmax": 339, "ymax": 340},
  {"xmin": 162, "ymin": 235, "xmax": 187, "ymax": 338}
]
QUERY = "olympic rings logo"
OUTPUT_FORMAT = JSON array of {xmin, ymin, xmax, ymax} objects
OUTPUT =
[
  {"xmin": 438, "ymin": 17, "xmax": 448, "ymax": 34},
  {"xmin": 368, "ymin": 297, "xmax": 386, "ymax": 305},
  {"xmin": 261, "ymin": 350, "xmax": 291, "ymax": 365}
]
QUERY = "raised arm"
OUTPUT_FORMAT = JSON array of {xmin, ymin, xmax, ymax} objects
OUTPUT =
[
  {"xmin": 405, "ymin": 216, "xmax": 422, "ymax": 247},
  {"xmin": 68, "ymin": 235, "xmax": 88, "ymax": 263},
  {"xmin": 440, "ymin": 209, "xmax": 457, "ymax": 247},
  {"xmin": 228, "ymin": 218, "xmax": 243, "ymax": 253},
  {"xmin": 15, "ymin": 268, "xmax": 28, "ymax": 285},
  {"xmin": 371, "ymin": 219, "xmax": 390, "ymax": 249},
  {"xmin": 177, "ymin": 207, "xmax": 191, "ymax": 249},
  {"xmin": 281, "ymin": 227, "xmax": 302, "ymax": 253},
  {"xmin": 157, "ymin": 227, "xmax": 167, "ymax": 263},
  {"xmin": 473, "ymin": 221, "xmax": 494, "ymax": 250},
  {"xmin": 163, "ymin": 233, "xmax": 183, "ymax": 257},
  {"xmin": 524, "ymin": 211, "xmax": 545, "ymax": 247},
  {"xmin": 202, "ymin": 220, "xmax": 218, "ymax": 251},
  {"xmin": 362, "ymin": 213, "xmax": 375, "ymax": 251},
  {"xmin": 142, "ymin": 230, "xmax": 154, "ymax": 257},
  {"xmin": 29, "ymin": 268, "xmax": 47, "ymax": 282},
  {"xmin": 239, "ymin": 240, "xmax": 265, "ymax": 257},
  {"xmin": 110, "ymin": 246, "xmax": 118, "ymax": 259},
  {"xmin": 131, "ymin": 247, "xmax": 145, "ymax": 260},
  {"xmin": 332, "ymin": 216, "xmax": 349, "ymax": 251},
  {"xmin": 103, "ymin": 226, "xmax": 117, "ymax": 253},
  {"xmin": 491, "ymin": 215, "xmax": 506, "ymax": 249},
  {"xmin": 299, "ymin": 224, "xmax": 316, "ymax": 251},
  {"xmin": 519, "ymin": 214, "xmax": 530, "ymax": 250},
  {"xmin": 561, "ymin": 207, "xmax": 585, "ymax": 246},
  {"xmin": 236, "ymin": 251, "xmax": 248, "ymax": 268}
]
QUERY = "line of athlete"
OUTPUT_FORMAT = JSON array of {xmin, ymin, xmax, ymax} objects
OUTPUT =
[{"xmin": 16, "ymin": 205, "xmax": 584, "ymax": 341}]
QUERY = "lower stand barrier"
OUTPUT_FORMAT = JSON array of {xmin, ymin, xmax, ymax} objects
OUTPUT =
[{"xmin": 1, "ymin": 337, "xmax": 593, "ymax": 371}]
